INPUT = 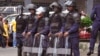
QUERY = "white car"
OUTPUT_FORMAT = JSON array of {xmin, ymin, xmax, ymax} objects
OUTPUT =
[
  {"xmin": 0, "ymin": 6, "xmax": 18, "ymax": 16},
  {"xmin": 0, "ymin": 6, "xmax": 27, "ymax": 17}
]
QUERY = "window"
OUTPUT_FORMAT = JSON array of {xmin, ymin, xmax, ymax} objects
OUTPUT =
[{"xmin": 3, "ymin": 8, "xmax": 14, "ymax": 13}]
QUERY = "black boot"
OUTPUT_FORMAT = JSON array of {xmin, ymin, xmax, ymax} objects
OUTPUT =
[
  {"xmin": 41, "ymin": 50, "xmax": 46, "ymax": 56},
  {"xmin": 87, "ymin": 50, "xmax": 93, "ymax": 56},
  {"xmin": 18, "ymin": 47, "xmax": 22, "ymax": 56},
  {"xmin": 98, "ymin": 49, "xmax": 100, "ymax": 56}
]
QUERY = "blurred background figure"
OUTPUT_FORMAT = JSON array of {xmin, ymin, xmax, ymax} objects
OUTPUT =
[
  {"xmin": 0, "ymin": 16, "xmax": 5, "ymax": 48},
  {"xmin": 81, "ymin": 11, "xmax": 87, "ymax": 19},
  {"xmin": 87, "ymin": 4, "xmax": 100, "ymax": 56},
  {"xmin": 64, "ymin": 1, "xmax": 81, "ymax": 56},
  {"xmin": 11, "ymin": 19, "xmax": 16, "ymax": 47},
  {"xmin": 3, "ymin": 19, "xmax": 9, "ymax": 47}
]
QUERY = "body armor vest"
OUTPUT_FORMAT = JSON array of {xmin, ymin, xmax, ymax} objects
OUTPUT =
[
  {"xmin": 37, "ymin": 18, "xmax": 45, "ymax": 32},
  {"xmin": 64, "ymin": 11, "xmax": 80, "ymax": 31},
  {"xmin": 50, "ymin": 13, "xmax": 63, "ymax": 33},
  {"xmin": 16, "ymin": 15, "xmax": 27, "ymax": 33},
  {"xmin": 27, "ymin": 15, "xmax": 36, "ymax": 31}
]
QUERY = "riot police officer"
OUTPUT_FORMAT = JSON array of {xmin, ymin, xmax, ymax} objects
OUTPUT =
[
  {"xmin": 22, "ymin": 3, "xmax": 37, "ymax": 56},
  {"xmin": 64, "ymin": 1, "xmax": 81, "ymax": 56},
  {"xmin": 34, "ymin": 6, "xmax": 49, "ymax": 56},
  {"xmin": 48, "ymin": 2, "xmax": 64, "ymax": 56},
  {"xmin": 22, "ymin": 4, "xmax": 37, "ymax": 39},
  {"xmin": 16, "ymin": 5, "xmax": 28, "ymax": 56},
  {"xmin": 87, "ymin": 4, "xmax": 100, "ymax": 56}
]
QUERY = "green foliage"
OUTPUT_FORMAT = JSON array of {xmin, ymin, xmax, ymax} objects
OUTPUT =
[{"xmin": 80, "ymin": 16, "xmax": 92, "ymax": 27}]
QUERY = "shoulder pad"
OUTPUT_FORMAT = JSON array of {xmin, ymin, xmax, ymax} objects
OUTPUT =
[
  {"xmin": 62, "ymin": 10, "xmax": 69, "ymax": 14},
  {"xmin": 72, "ymin": 12, "xmax": 79, "ymax": 18},
  {"xmin": 44, "ymin": 17, "xmax": 49, "ymax": 21},
  {"xmin": 23, "ymin": 15, "xmax": 28, "ymax": 19},
  {"xmin": 49, "ymin": 11, "xmax": 54, "ymax": 17},
  {"xmin": 59, "ymin": 13, "xmax": 64, "ymax": 17},
  {"xmin": 62, "ymin": 10, "xmax": 69, "ymax": 17}
]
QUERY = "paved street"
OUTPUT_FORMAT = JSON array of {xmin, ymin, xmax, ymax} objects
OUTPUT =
[
  {"xmin": 0, "ymin": 47, "xmax": 17, "ymax": 56},
  {"xmin": 0, "ymin": 47, "xmax": 97, "ymax": 56}
]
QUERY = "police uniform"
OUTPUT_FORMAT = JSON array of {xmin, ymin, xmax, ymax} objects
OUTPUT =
[
  {"xmin": 64, "ymin": 1, "xmax": 81, "ymax": 56},
  {"xmin": 16, "ymin": 14, "xmax": 28, "ymax": 56},
  {"xmin": 34, "ymin": 7, "xmax": 50, "ymax": 56},
  {"xmin": 47, "ymin": 2, "xmax": 65, "ymax": 56},
  {"xmin": 22, "ymin": 4, "xmax": 37, "ymax": 56},
  {"xmin": 23, "ymin": 14, "xmax": 37, "ymax": 47},
  {"xmin": 87, "ymin": 5, "xmax": 100, "ymax": 56}
]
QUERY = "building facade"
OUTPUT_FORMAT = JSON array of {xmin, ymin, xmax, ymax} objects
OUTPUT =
[
  {"xmin": 0, "ymin": 0, "xmax": 100, "ymax": 15},
  {"xmin": 0, "ymin": 0, "xmax": 55, "ymax": 6}
]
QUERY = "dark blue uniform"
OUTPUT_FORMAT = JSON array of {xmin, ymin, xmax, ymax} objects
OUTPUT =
[
  {"xmin": 88, "ymin": 5, "xmax": 100, "ymax": 56},
  {"xmin": 35, "ymin": 17, "xmax": 49, "ymax": 56},
  {"xmin": 16, "ymin": 14, "xmax": 28, "ymax": 56},
  {"xmin": 49, "ymin": 12, "xmax": 64, "ymax": 48},
  {"xmin": 23, "ymin": 14, "xmax": 37, "ymax": 46},
  {"xmin": 35, "ymin": 17, "xmax": 49, "ymax": 47},
  {"xmin": 22, "ymin": 14, "xmax": 38, "ymax": 56},
  {"xmin": 64, "ymin": 11, "xmax": 81, "ymax": 56}
]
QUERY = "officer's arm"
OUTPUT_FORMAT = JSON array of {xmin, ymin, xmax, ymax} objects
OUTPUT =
[
  {"xmin": 90, "ymin": 6, "xmax": 96, "ymax": 21},
  {"xmin": 29, "ymin": 19, "xmax": 39, "ymax": 33},
  {"xmin": 39, "ymin": 18, "xmax": 50, "ymax": 34},
  {"xmin": 23, "ymin": 27, "xmax": 28, "ymax": 33},
  {"xmin": 23, "ymin": 16, "xmax": 29, "ymax": 33},
  {"xmin": 60, "ymin": 15, "xmax": 65, "ymax": 32},
  {"xmin": 68, "ymin": 13, "xmax": 81, "ymax": 34}
]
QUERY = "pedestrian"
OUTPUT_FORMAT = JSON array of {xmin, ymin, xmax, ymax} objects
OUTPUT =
[
  {"xmin": 87, "ymin": 4, "xmax": 100, "ymax": 56},
  {"xmin": 11, "ymin": 19, "xmax": 17, "ymax": 47},
  {"xmin": 16, "ymin": 5, "xmax": 28, "ymax": 56},
  {"xmin": 48, "ymin": 2, "xmax": 64, "ymax": 56},
  {"xmin": 64, "ymin": 1, "xmax": 81, "ymax": 56},
  {"xmin": 22, "ymin": 3, "xmax": 37, "ymax": 56},
  {"xmin": 3, "ymin": 19, "xmax": 9, "ymax": 47},
  {"xmin": 80, "ymin": 11, "xmax": 87, "ymax": 19},
  {"xmin": 0, "ymin": 16, "xmax": 5, "ymax": 48}
]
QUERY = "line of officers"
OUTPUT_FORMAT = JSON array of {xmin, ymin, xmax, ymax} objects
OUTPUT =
[{"xmin": 16, "ymin": 1, "xmax": 81, "ymax": 56}]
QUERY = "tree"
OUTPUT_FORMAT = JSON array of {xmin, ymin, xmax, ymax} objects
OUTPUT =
[{"xmin": 80, "ymin": 16, "xmax": 92, "ymax": 28}]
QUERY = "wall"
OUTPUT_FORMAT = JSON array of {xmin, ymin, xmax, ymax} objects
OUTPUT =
[
  {"xmin": 94, "ymin": 0, "xmax": 100, "ymax": 6},
  {"xmin": 75, "ymin": 0, "xmax": 86, "ymax": 12}
]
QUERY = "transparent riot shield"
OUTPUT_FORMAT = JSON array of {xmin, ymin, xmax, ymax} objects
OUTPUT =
[
  {"xmin": 22, "ymin": 35, "xmax": 44, "ymax": 56},
  {"xmin": 22, "ymin": 35, "xmax": 33, "ymax": 56},
  {"xmin": 47, "ymin": 36, "xmax": 71, "ymax": 56},
  {"xmin": 46, "ymin": 36, "xmax": 59, "ymax": 56}
]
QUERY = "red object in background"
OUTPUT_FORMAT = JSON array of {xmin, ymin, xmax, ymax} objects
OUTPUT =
[{"xmin": 79, "ymin": 30, "xmax": 91, "ymax": 39}]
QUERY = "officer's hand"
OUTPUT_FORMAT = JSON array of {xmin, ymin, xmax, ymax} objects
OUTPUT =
[
  {"xmin": 58, "ymin": 32, "xmax": 63, "ymax": 38},
  {"xmin": 55, "ymin": 33, "xmax": 59, "ymax": 37},
  {"xmin": 64, "ymin": 32, "xmax": 69, "ymax": 37},
  {"xmin": 22, "ymin": 32, "xmax": 26, "ymax": 37},
  {"xmin": 48, "ymin": 32, "xmax": 52, "ymax": 37},
  {"xmin": 35, "ymin": 33, "xmax": 40, "ymax": 38},
  {"xmin": 26, "ymin": 32, "xmax": 31, "ymax": 38}
]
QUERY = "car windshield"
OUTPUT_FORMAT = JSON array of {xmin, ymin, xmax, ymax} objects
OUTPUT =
[
  {"xmin": 6, "ymin": 15, "xmax": 17, "ymax": 23},
  {"xmin": 3, "ymin": 8, "xmax": 14, "ymax": 13},
  {"xmin": 0, "ymin": 7, "xmax": 5, "ymax": 12}
]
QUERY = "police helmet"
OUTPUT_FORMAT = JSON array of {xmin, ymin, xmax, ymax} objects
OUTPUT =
[
  {"xmin": 49, "ymin": 2, "xmax": 62, "ymax": 9},
  {"xmin": 36, "ymin": 6, "xmax": 46, "ymax": 14},
  {"xmin": 17, "ymin": 5, "xmax": 24, "ymax": 10},
  {"xmin": 64, "ymin": 1, "xmax": 76, "ymax": 7},
  {"xmin": 27, "ymin": 4, "xmax": 37, "ymax": 10}
]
